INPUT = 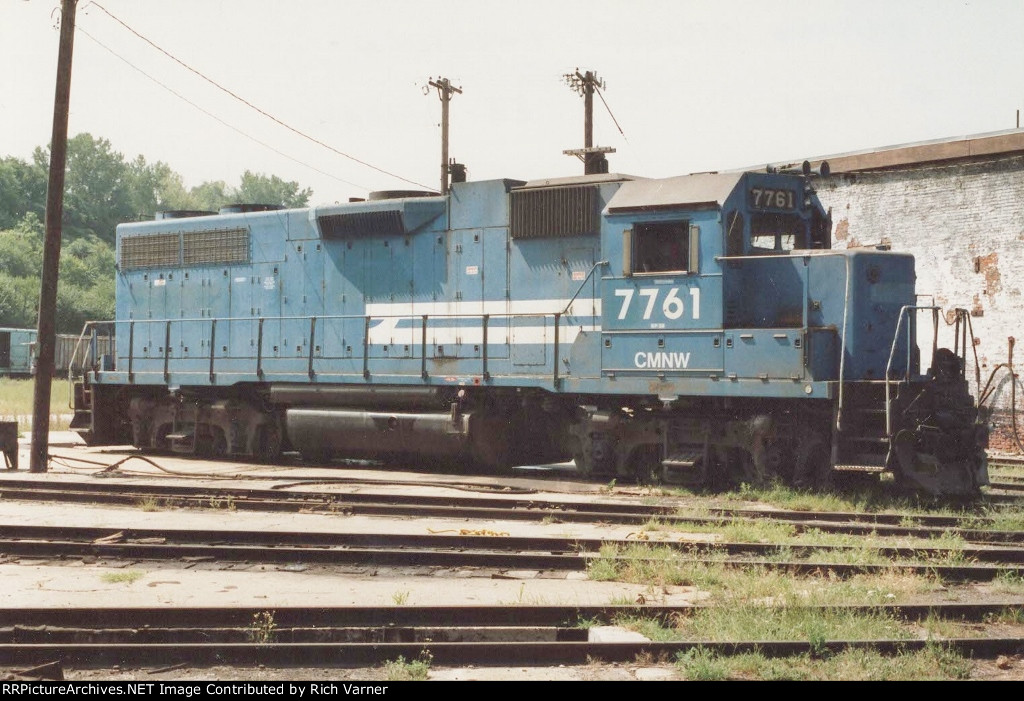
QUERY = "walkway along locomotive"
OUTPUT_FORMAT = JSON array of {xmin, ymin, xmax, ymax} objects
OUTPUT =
[{"xmin": 69, "ymin": 166, "xmax": 989, "ymax": 497}]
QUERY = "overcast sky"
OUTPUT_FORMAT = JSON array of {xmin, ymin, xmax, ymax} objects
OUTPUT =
[{"xmin": 2, "ymin": 0, "xmax": 1022, "ymax": 205}]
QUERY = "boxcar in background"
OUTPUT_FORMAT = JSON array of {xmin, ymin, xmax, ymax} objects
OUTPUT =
[{"xmin": 0, "ymin": 328, "xmax": 107, "ymax": 377}]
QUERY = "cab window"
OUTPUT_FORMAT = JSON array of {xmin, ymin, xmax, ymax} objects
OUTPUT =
[
  {"xmin": 749, "ymin": 213, "xmax": 806, "ymax": 254},
  {"xmin": 634, "ymin": 221, "xmax": 689, "ymax": 273}
]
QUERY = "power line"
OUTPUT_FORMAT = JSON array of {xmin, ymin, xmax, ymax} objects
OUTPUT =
[
  {"xmin": 84, "ymin": 1, "xmax": 432, "ymax": 190},
  {"xmin": 594, "ymin": 84, "xmax": 627, "ymax": 142},
  {"xmin": 78, "ymin": 27, "xmax": 369, "ymax": 192}
]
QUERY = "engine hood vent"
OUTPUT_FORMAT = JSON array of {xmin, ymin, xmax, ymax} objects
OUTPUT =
[{"xmin": 312, "ymin": 196, "xmax": 446, "ymax": 238}]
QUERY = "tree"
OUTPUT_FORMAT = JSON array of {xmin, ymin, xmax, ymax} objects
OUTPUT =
[
  {"xmin": 234, "ymin": 171, "xmax": 312, "ymax": 208},
  {"xmin": 34, "ymin": 134, "xmax": 151, "ymax": 243},
  {"xmin": 0, "ymin": 133, "xmax": 313, "ymax": 330},
  {"xmin": 186, "ymin": 180, "xmax": 229, "ymax": 212},
  {"xmin": 0, "ymin": 214, "xmax": 44, "ymax": 278},
  {"xmin": 0, "ymin": 157, "xmax": 46, "ymax": 230}
]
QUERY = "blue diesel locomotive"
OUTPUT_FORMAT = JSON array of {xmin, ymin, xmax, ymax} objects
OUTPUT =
[{"xmin": 70, "ymin": 165, "xmax": 989, "ymax": 497}]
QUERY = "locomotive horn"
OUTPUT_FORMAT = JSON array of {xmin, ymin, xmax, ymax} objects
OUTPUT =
[{"xmin": 801, "ymin": 160, "xmax": 830, "ymax": 178}]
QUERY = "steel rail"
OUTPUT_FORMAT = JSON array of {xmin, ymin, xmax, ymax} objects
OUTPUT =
[
  {"xmin": 1, "ymin": 638, "xmax": 1023, "ymax": 668},
  {"xmin": 3, "ymin": 603, "xmax": 1022, "ymax": 629},
  {"xmin": 3, "ymin": 536, "xmax": 1023, "ymax": 581},
  {"xmin": 5, "ymin": 479, "xmax": 1024, "ymax": 545},
  {"xmin": 5, "ymin": 524, "xmax": 1024, "ymax": 565}
]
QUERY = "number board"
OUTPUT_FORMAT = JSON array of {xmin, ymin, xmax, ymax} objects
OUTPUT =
[{"xmin": 749, "ymin": 187, "xmax": 797, "ymax": 211}]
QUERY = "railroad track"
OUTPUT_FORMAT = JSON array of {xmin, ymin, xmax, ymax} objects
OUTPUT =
[
  {"xmin": 5, "ymin": 468, "xmax": 1024, "ymax": 679},
  {"xmin": 4, "ymin": 477, "xmax": 1024, "ymax": 545},
  {"xmin": 5, "ymin": 523, "xmax": 1024, "ymax": 581},
  {"xmin": 2, "ymin": 605, "xmax": 1024, "ymax": 671}
]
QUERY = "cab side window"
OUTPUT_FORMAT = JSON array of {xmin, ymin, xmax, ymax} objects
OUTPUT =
[{"xmin": 634, "ymin": 221, "xmax": 689, "ymax": 273}]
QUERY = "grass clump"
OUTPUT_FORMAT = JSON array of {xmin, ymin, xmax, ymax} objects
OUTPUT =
[
  {"xmin": 137, "ymin": 496, "xmax": 162, "ymax": 512},
  {"xmin": 720, "ymin": 518, "xmax": 797, "ymax": 544},
  {"xmin": 671, "ymin": 604, "xmax": 907, "ymax": 644},
  {"xmin": 591, "ymin": 543, "xmax": 939, "ymax": 608},
  {"xmin": 677, "ymin": 647, "xmax": 732, "ymax": 680},
  {"xmin": 248, "ymin": 611, "xmax": 277, "ymax": 644},
  {"xmin": 383, "ymin": 650, "xmax": 432, "ymax": 681},
  {"xmin": 676, "ymin": 644, "xmax": 971, "ymax": 681},
  {"xmin": 100, "ymin": 570, "xmax": 144, "ymax": 585},
  {"xmin": 587, "ymin": 543, "xmax": 727, "ymax": 588}
]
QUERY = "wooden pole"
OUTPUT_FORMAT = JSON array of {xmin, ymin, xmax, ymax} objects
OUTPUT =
[{"xmin": 30, "ymin": 0, "xmax": 78, "ymax": 473}]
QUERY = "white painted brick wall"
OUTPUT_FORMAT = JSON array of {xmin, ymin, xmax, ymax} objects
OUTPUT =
[{"xmin": 813, "ymin": 155, "xmax": 1024, "ymax": 452}]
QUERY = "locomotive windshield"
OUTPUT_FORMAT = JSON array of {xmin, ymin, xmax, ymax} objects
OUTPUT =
[{"xmin": 749, "ymin": 212, "xmax": 807, "ymax": 253}]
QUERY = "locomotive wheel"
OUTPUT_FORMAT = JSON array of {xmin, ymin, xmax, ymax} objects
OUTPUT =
[
  {"xmin": 195, "ymin": 427, "xmax": 226, "ymax": 458},
  {"xmin": 694, "ymin": 448, "xmax": 732, "ymax": 492},
  {"xmin": 623, "ymin": 444, "xmax": 662, "ymax": 485},
  {"xmin": 253, "ymin": 421, "xmax": 284, "ymax": 464},
  {"xmin": 151, "ymin": 422, "xmax": 173, "ymax": 452},
  {"xmin": 792, "ymin": 435, "xmax": 832, "ymax": 490}
]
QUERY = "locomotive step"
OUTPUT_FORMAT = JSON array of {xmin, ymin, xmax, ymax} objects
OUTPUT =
[
  {"xmin": 840, "ymin": 436, "xmax": 890, "ymax": 445},
  {"xmin": 835, "ymin": 453, "xmax": 887, "ymax": 468},
  {"xmin": 833, "ymin": 463, "xmax": 887, "ymax": 473}
]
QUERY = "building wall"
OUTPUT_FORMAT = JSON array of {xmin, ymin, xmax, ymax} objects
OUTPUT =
[{"xmin": 812, "ymin": 154, "xmax": 1024, "ymax": 452}]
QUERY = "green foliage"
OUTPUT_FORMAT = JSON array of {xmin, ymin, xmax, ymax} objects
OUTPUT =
[
  {"xmin": 0, "ymin": 157, "xmax": 46, "ymax": 230},
  {"xmin": 676, "ymin": 647, "xmax": 972, "ymax": 681},
  {"xmin": 0, "ymin": 378, "xmax": 73, "ymax": 429},
  {"xmin": 383, "ymin": 651, "xmax": 432, "ymax": 681},
  {"xmin": 235, "ymin": 171, "xmax": 312, "ymax": 208},
  {"xmin": 101, "ymin": 570, "xmax": 144, "ymax": 584},
  {"xmin": 677, "ymin": 647, "xmax": 731, "ymax": 681},
  {"xmin": 0, "ymin": 133, "xmax": 311, "ymax": 330}
]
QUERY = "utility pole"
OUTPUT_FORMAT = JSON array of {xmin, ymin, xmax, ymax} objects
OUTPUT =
[
  {"xmin": 563, "ymin": 69, "xmax": 615, "ymax": 174},
  {"xmin": 31, "ymin": 0, "xmax": 78, "ymax": 473},
  {"xmin": 429, "ymin": 77, "xmax": 462, "ymax": 194}
]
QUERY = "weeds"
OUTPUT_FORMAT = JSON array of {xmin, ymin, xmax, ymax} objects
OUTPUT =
[
  {"xmin": 391, "ymin": 590, "xmax": 410, "ymax": 606},
  {"xmin": 100, "ymin": 570, "xmax": 143, "ymax": 584},
  {"xmin": 137, "ymin": 497, "xmax": 161, "ymax": 512},
  {"xmin": 676, "ymin": 646, "xmax": 973, "ymax": 681},
  {"xmin": 382, "ymin": 650, "xmax": 432, "ymax": 681},
  {"xmin": 248, "ymin": 611, "xmax": 277, "ymax": 644},
  {"xmin": 208, "ymin": 496, "xmax": 237, "ymax": 511},
  {"xmin": 677, "ymin": 647, "xmax": 731, "ymax": 681}
]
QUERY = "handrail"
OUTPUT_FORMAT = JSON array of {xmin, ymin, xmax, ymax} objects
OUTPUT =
[
  {"xmin": 884, "ymin": 305, "xmax": 941, "ymax": 437},
  {"xmin": 561, "ymin": 260, "xmax": 607, "ymax": 315},
  {"xmin": 835, "ymin": 256, "xmax": 852, "ymax": 431},
  {"xmin": 92, "ymin": 308, "xmax": 578, "ymax": 388},
  {"xmin": 66, "ymin": 320, "xmax": 115, "ymax": 410}
]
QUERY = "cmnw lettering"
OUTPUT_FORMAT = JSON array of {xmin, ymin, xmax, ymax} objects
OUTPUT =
[{"xmin": 633, "ymin": 351, "xmax": 691, "ymax": 369}]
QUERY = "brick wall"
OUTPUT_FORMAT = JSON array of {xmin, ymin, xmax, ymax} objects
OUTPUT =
[{"xmin": 813, "ymin": 154, "xmax": 1024, "ymax": 453}]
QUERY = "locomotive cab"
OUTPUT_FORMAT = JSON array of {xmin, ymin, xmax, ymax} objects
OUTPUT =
[{"xmin": 580, "ymin": 168, "xmax": 987, "ymax": 495}]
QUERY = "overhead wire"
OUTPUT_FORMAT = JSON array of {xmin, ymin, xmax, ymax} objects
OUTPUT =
[
  {"xmin": 83, "ymin": 1, "xmax": 433, "ymax": 191},
  {"xmin": 594, "ymin": 85, "xmax": 627, "ymax": 142},
  {"xmin": 77, "ymin": 27, "xmax": 368, "ymax": 192}
]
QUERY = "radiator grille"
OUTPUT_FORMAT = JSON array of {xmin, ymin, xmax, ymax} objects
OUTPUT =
[
  {"xmin": 510, "ymin": 185, "xmax": 598, "ymax": 239},
  {"xmin": 183, "ymin": 227, "xmax": 250, "ymax": 265},
  {"xmin": 120, "ymin": 233, "xmax": 180, "ymax": 270},
  {"xmin": 318, "ymin": 211, "xmax": 406, "ymax": 238}
]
